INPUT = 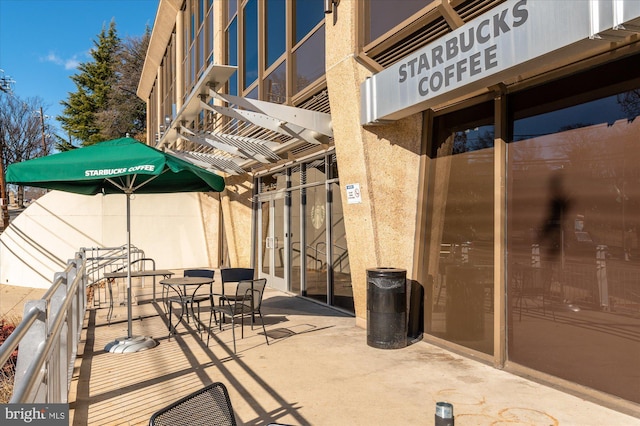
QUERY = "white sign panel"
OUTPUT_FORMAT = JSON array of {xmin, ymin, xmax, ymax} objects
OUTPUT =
[
  {"xmin": 361, "ymin": 0, "xmax": 640, "ymax": 125},
  {"xmin": 346, "ymin": 183, "xmax": 362, "ymax": 204}
]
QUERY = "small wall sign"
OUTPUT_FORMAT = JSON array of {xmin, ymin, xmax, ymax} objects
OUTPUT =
[{"xmin": 346, "ymin": 183, "xmax": 362, "ymax": 204}]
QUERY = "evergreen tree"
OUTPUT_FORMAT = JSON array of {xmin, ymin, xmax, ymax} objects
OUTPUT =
[
  {"xmin": 58, "ymin": 21, "xmax": 120, "ymax": 145},
  {"xmin": 96, "ymin": 26, "xmax": 150, "ymax": 142}
]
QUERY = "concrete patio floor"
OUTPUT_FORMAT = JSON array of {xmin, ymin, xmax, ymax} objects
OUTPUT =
[{"xmin": 65, "ymin": 281, "xmax": 640, "ymax": 426}]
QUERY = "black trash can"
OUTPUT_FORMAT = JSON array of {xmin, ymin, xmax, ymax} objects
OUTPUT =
[{"xmin": 367, "ymin": 267, "xmax": 407, "ymax": 349}]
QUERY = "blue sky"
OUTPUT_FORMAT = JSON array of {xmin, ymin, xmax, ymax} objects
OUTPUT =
[{"xmin": 0, "ymin": 0, "xmax": 157, "ymax": 137}]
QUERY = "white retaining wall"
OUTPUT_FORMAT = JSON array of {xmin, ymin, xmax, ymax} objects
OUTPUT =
[{"xmin": 0, "ymin": 191, "xmax": 213, "ymax": 289}]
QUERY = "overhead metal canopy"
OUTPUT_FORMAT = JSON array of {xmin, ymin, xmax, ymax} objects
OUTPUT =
[{"xmin": 156, "ymin": 63, "xmax": 333, "ymax": 176}]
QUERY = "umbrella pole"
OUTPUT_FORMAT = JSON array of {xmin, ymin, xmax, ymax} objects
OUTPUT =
[
  {"xmin": 127, "ymin": 192, "xmax": 133, "ymax": 339},
  {"xmin": 104, "ymin": 189, "xmax": 157, "ymax": 353}
]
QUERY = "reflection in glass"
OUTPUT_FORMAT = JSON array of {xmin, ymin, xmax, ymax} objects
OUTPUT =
[
  {"xmin": 293, "ymin": 26, "xmax": 325, "ymax": 95},
  {"xmin": 305, "ymin": 185, "xmax": 327, "ymax": 303},
  {"xmin": 294, "ymin": 0, "xmax": 324, "ymax": 44},
  {"xmin": 226, "ymin": 17, "xmax": 238, "ymax": 96},
  {"xmin": 265, "ymin": 61, "xmax": 286, "ymax": 104},
  {"xmin": 274, "ymin": 197, "xmax": 285, "ymax": 279},
  {"xmin": 258, "ymin": 156, "xmax": 350, "ymax": 312},
  {"xmin": 261, "ymin": 201, "xmax": 270, "ymax": 275},
  {"xmin": 198, "ymin": 32, "xmax": 205, "ymax": 78},
  {"xmin": 365, "ymin": 0, "xmax": 430, "ymax": 44},
  {"xmin": 425, "ymin": 102, "xmax": 495, "ymax": 355},
  {"xmin": 227, "ymin": 0, "xmax": 237, "ymax": 23},
  {"xmin": 198, "ymin": 0, "xmax": 205, "ymax": 25},
  {"xmin": 290, "ymin": 188, "xmax": 302, "ymax": 295},
  {"xmin": 266, "ymin": 0, "xmax": 286, "ymax": 68},
  {"xmin": 246, "ymin": 86, "xmax": 258, "ymax": 100},
  {"xmin": 207, "ymin": 4, "xmax": 214, "ymax": 65},
  {"xmin": 508, "ymin": 90, "xmax": 640, "ymax": 404},
  {"xmin": 331, "ymin": 182, "xmax": 353, "ymax": 312}
]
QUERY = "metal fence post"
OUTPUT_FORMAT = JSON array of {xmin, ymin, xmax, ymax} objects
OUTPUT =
[
  {"xmin": 14, "ymin": 300, "xmax": 47, "ymax": 403},
  {"xmin": 51, "ymin": 268, "xmax": 69, "ymax": 403}
]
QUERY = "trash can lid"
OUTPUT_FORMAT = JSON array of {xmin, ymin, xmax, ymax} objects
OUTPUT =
[{"xmin": 366, "ymin": 267, "xmax": 406, "ymax": 278}]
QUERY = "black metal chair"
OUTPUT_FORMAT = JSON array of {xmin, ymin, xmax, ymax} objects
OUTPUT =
[
  {"xmin": 207, "ymin": 278, "xmax": 269, "ymax": 353},
  {"xmin": 149, "ymin": 382, "xmax": 237, "ymax": 426},
  {"xmin": 219, "ymin": 268, "xmax": 255, "ymax": 325},
  {"xmin": 184, "ymin": 269, "xmax": 216, "ymax": 330},
  {"xmin": 166, "ymin": 269, "xmax": 215, "ymax": 333},
  {"xmin": 219, "ymin": 268, "xmax": 254, "ymax": 296}
]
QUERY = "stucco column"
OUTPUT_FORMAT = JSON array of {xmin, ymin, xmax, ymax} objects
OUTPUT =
[
  {"xmin": 198, "ymin": 192, "xmax": 222, "ymax": 266},
  {"xmin": 325, "ymin": 3, "xmax": 423, "ymax": 325},
  {"xmin": 220, "ymin": 174, "xmax": 254, "ymax": 268}
]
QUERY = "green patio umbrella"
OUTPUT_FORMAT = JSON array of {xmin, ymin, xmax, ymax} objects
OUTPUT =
[{"xmin": 6, "ymin": 137, "xmax": 225, "ymax": 353}]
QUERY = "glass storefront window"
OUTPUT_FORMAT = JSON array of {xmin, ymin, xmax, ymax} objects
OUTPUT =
[
  {"xmin": 293, "ymin": 25, "xmax": 325, "ymax": 95},
  {"xmin": 265, "ymin": 61, "xmax": 286, "ymax": 104},
  {"xmin": 190, "ymin": 3, "xmax": 196, "ymax": 42},
  {"xmin": 305, "ymin": 158, "xmax": 325, "ymax": 184},
  {"xmin": 425, "ymin": 101, "xmax": 495, "ymax": 355},
  {"xmin": 198, "ymin": 32, "xmax": 205, "ymax": 78},
  {"xmin": 266, "ymin": 0, "xmax": 286, "ymax": 69},
  {"xmin": 261, "ymin": 200, "xmax": 271, "ymax": 276},
  {"xmin": 331, "ymin": 182, "xmax": 352, "ymax": 311},
  {"xmin": 207, "ymin": 2, "xmax": 214, "ymax": 65},
  {"xmin": 305, "ymin": 184, "xmax": 327, "ymax": 303},
  {"xmin": 294, "ymin": 0, "xmax": 324, "ymax": 44},
  {"xmin": 290, "ymin": 188, "xmax": 302, "ymax": 295},
  {"xmin": 227, "ymin": 0, "xmax": 237, "ymax": 24},
  {"xmin": 199, "ymin": 0, "xmax": 205, "ymax": 25},
  {"xmin": 246, "ymin": 86, "xmax": 258, "ymax": 100},
  {"xmin": 328, "ymin": 153, "xmax": 338, "ymax": 180},
  {"xmin": 256, "ymin": 155, "xmax": 352, "ymax": 313},
  {"xmin": 508, "ymin": 78, "xmax": 640, "ymax": 404},
  {"xmin": 226, "ymin": 17, "xmax": 238, "ymax": 96},
  {"xmin": 243, "ymin": 0, "xmax": 258, "ymax": 90}
]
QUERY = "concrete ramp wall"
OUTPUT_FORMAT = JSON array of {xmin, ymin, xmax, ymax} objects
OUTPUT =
[{"xmin": 0, "ymin": 190, "xmax": 213, "ymax": 289}]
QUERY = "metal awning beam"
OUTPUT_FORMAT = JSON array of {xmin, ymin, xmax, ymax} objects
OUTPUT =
[
  {"xmin": 180, "ymin": 132, "xmax": 245, "ymax": 157},
  {"xmin": 169, "ymin": 149, "xmax": 246, "ymax": 175},
  {"xmin": 210, "ymin": 90, "xmax": 333, "ymax": 138},
  {"xmin": 189, "ymin": 152, "xmax": 245, "ymax": 175},
  {"xmin": 180, "ymin": 128, "xmax": 280, "ymax": 165},
  {"xmin": 157, "ymin": 64, "xmax": 237, "ymax": 148},
  {"xmin": 204, "ymin": 101, "xmax": 325, "ymax": 145},
  {"xmin": 212, "ymin": 132, "xmax": 280, "ymax": 160},
  {"xmin": 204, "ymin": 133, "xmax": 273, "ymax": 164}
]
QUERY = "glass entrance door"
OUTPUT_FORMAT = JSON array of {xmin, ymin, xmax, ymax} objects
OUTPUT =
[
  {"xmin": 255, "ymin": 154, "xmax": 354, "ymax": 313},
  {"xmin": 259, "ymin": 195, "xmax": 287, "ymax": 291},
  {"xmin": 304, "ymin": 185, "xmax": 327, "ymax": 303}
]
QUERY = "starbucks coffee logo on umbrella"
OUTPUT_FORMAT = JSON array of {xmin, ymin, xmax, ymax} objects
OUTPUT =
[{"xmin": 85, "ymin": 164, "xmax": 156, "ymax": 177}]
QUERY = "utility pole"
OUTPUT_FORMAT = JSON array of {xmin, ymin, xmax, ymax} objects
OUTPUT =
[
  {"xmin": 39, "ymin": 106, "xmax": 47, "ymax": 154},
  {"xmin": 0, "ymin": 70, "xmax": 12, "ymax": 229},
  {"xmin": 0, "ymin": 136, "xmax": 10, "ymax": 231}
]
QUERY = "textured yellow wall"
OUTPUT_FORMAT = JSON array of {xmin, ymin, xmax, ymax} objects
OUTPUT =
[
  {"xmin": 220, "ymin": 174, "xmax": 254, "ymax": 268},
  {"xmin": 207, "ymin": 2, "xmax": 254, "ymax": 270},
  {"xmin": 325, "ymin": 1, "xmax": 423, "ymax": 324},
  {"xmin": 198, "ymin": 192, "xmax": 222, "ymax": 266}
]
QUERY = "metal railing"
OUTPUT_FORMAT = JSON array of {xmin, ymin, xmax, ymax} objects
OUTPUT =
[
  {"xmin": 0, "ymin": 253, "xmax": 87, "ymax": 403},
  {"xmin": 80, "ymin": 245, "xmax": 148, "ymax": 308},
  {"xmin": 0, "ymin": 244, "xmax": 148, "ymax": 404}
]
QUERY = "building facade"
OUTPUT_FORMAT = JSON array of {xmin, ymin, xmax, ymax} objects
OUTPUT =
[{"xmin": 138, "ymin": 0, "xmax": 640, "ymax": 413}]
